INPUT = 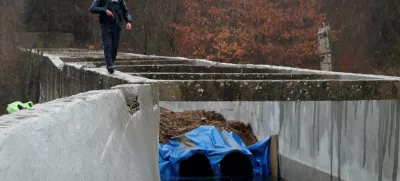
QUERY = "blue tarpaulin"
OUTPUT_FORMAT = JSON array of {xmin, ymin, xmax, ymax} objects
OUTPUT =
[{"xmin": 159, "ymin": 126, "xmax": 276, "ymax": 179}]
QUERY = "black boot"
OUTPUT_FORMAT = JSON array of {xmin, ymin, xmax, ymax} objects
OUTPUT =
[{"xmin": 107, "ymin": 65, "xmax": 115, "ymax": 74}]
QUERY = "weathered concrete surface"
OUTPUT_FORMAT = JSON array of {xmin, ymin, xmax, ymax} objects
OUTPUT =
[
  {"xmin": 160, "ymin": 100, "xmax": 400, "ymax": 181},
  {"xmin": 35, "ymin": 48, "xmax": 400, "ymax": 80},
  {"xmin": 65, "ymin": 59, "xmax": 191, "ymax": 66},
  {"xmin": 278, "ymin": 100, "xmax": 400, "ymax": 181},
  {"xmin": 159, "ymin": 80, "xmax": 400, "ymax": 101},
  {"xmin": 40, "ymin": 55, "xmax": 155, "ymax": 102},
  {"xmin": 21, "ymin": 48, "xmax": 400, "ymax": 181},
  {"xmin": 61, "ymin": 57, "xmax": 185, "ymax": 62},
  {"xmin": 72, "ymin": 60, "xmax": 191, "ymax": 67},
  {"xmin": 0, "ymin": 85, "xmax": 160, "ymax": 181},
  {"xmin": 115, "ymin": 65, "xmax": 285, "ymax": 73},
  {"xmin": 40, "ymin": 49, "xmax": 136, "ymax": 59},
  {"xmin": 132, "ymin": 73, "xmax": 338, "ymax": 80},
  {"xmin": 191, "ymin": 59, "xmax": 400, "ymax": 80}
]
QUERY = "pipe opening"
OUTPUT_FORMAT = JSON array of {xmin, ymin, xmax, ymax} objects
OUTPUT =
[
  {"xmin": 220, "ymin": 152, "xmax": 253, "ymax": 179},
  {"xmin": 179, "ymin": 153, "xmax": 214, "ymax": 178}
]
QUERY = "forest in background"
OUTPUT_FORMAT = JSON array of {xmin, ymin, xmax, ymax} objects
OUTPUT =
[
  {"xmin": 21, "ymin": 0, "xmax": 330, "ymax": 68},
  {"xmin": 7, "ymin": 0, "xmax": 400, "ymax": 72},
  {"xmin": 2, "ymin": 0, "xmax": 400, "ymax": 113}
]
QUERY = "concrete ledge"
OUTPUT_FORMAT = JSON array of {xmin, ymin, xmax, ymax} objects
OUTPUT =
[
  {"xmin": 280, "ymin": 154, "xmax": 342, "ymax": 181},
  {"xmin": 63, "ymin": 58, "xmax": 192, "ymax": 65},
  {"xmin": 73, "ymin": 60, "xmax": 192, "ymax": 67},
  {"xmin": 191, "ymin": 59, "xmax": 400, "ymax": 80},
  {"xmin": 159, "ymin": 80, "xmax": 400, "ymax": 101},
  {"xmin": 29, "ymin": 48, "xmax": 400, "ymax": 80},
  {"xmin": 0, "ymin": 88, "xmax": 160, "ymax": 181},
  {"xmin": 61, "ymin": 57, "xmax": 184, "ymax": 62},
  {"xmin": 115, "ymin": 65, "xmax": 285, "ymax": 73},
  {"xmin": 39, "ymin": 58, "xmax": 156, "ymax": 102},
  {"xmin": 40, "ymin": 49, "xmax": 136, "ymax": 59},
  {"xmin": 133, "ymin": 73, "xmax": 339, "ymax": 80}
]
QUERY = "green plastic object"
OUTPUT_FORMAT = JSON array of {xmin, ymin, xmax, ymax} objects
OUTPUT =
[
  {"xmin": 24, "ymin": 101, "xmax": 34, "ymax": 108},
  {"xmin": 7, "ymin": 101, "xmax": 34, "ymax": 114}
]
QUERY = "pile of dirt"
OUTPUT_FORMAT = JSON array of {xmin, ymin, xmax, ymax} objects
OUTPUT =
[{"xmin": 160, "ymin": 108, "xmax": 258, "ymax": 146}]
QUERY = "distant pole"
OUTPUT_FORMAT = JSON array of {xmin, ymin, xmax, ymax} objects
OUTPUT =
[
  {"xmin": 269, "ymin": 135, "xmax": 279, "ymax": 180},
  {"xmin": 318, "ymin": 24, "xmax": 333, "ymax": 71}
]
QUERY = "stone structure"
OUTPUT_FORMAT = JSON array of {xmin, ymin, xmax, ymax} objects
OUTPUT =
[
  {"xmin": 0, "ymin": 85, "xmax": 160, "ymax": 181},
  {"xmin": 2, "ymin": 48, "xmax": 400, "ymax": 181},
  {"xmin": 318, "ymin": 25, "xmax": 333, "ymax": 71}
]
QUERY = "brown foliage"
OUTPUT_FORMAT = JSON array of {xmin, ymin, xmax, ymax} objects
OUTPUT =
[
  {"xmin": 173, "ymin": 0, "xmax": 328, "ymax": 67},
  {"xmin": 18, "ymin": 0, "xmax": 336, "ymax": 69}
]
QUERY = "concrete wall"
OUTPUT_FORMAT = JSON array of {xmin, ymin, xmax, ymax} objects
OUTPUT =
[
  {"xmin": 39, "ymin": 48, "xmax": 400, "ymax": 80},
  {"xmin": 31, "ymin": 48, "xmax": 400, "ymax": 80},
  {"xmin": 39, "ymin": 53, "xmax": 155, "ymax": 103},
  {"xmin": 190, "ymin": 59, "xmax": 400, "ymax": 80},
  {"xmin": 24, "ymin": 48, "xmax": 400, "ymax": 181},
  {"xmin": 160, "ymin": 100, "xmax": 400, "ymax": 181},
  {"xmin": 0, "ymin": 84, "xmax": 160, "ymax": 181},
  {"xmin": 158, "ymin": 80, "xmax": 400, "ymax": 101}
]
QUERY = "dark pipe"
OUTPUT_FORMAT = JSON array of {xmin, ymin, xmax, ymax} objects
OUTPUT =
[
  {"xmin": 220, "ymin": 151, "xmax": 253, "ymax": 179},
  {"xmin": 179, "ymin": 153, "xmax": 214, "ymax": 178}
]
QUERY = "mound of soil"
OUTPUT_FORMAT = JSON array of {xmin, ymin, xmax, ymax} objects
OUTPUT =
[{"xmin": 160, "ymin": 108, "xmax": 258, "ymax": 146}]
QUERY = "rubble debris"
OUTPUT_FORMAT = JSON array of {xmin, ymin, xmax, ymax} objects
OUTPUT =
[{"xmin": 160, "ymin": 108, "xmax": 258, "ymax": 145}]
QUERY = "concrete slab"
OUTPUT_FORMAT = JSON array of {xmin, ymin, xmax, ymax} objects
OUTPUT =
[
  {"xmin": 32, "ymin": 48, "xmax": 400, "ymax": 80},
  {"xmin": 115, "ymin": 65, "xmax": 285, "ymax": 73},
  {"xmin": 190, "ymin": 59, "xmax": 400, "ymax": 80},
  {"xmin": 39, "ymin": 59, "xmax": 157, "ymax": 102},
  {"xmin": 62, "ymin": 57, "xmax": 184, "ymax": 62},
  {"xmin": 70, "ymin": 61, "xmax": 191, "ymax": 68},
  {"xmin": 63, "ymin": 58, "xmax": 191, "ymax": 65},
  {"xmin": 132, "ymin": 73, "xmax": 339, "ymax": 80},
  {"xmin": 0, "ymin": 87, "xmax": 160, "ymax": 181},
  {"xmin": 97, "ymin": 60, "xmax": 191, "ymax": 66}
]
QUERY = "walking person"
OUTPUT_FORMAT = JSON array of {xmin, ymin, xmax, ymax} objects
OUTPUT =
[{"xmin": 89, "ymin": 0, "xmax": 133, "ymax": 74}]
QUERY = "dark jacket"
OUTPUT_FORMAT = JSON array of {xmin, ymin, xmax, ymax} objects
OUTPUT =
[{"xmin": 89, "ymin": 0, "xmax": 132, "ymax": 26}]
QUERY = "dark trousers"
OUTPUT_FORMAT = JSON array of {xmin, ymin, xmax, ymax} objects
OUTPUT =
[{"xmin": 101, "ymin": 23, "xmax": 121, "ymax": 67}]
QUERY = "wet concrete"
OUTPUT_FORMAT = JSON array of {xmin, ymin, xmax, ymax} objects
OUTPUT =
[{"xmin": 132, "ymin": 73, "xmax": 339, "ymax": 80}]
